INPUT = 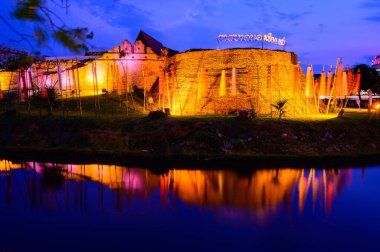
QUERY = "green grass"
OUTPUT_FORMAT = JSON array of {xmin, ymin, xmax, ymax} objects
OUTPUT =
[
  {"xmin": 0, "ymin": 93, "xmax": 146, "ymax": 118},
  {"xmin": 1, "ymin": 98, "xmax": 380, "ymax": 167}
]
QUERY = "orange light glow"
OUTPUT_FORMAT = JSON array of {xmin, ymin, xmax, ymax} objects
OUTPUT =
[
  {"xmin": 0, "ymin": 160, "xmax": 352, "ymax": 218},
  {"xmin": 0, "ymin": 160, "xmax": 22, "ymax": 171}
]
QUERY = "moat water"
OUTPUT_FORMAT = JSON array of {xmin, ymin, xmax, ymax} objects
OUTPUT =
[{"xmin": 0, "ymin": 160, "xmax": 378, "ymax": 251}]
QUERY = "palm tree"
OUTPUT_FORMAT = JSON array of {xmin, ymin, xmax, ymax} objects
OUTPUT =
[{"xmin": 271, "ymin": 99, "xmax": 288, "ymax": 119}]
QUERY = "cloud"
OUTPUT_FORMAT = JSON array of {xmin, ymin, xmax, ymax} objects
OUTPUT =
[
  {"xmin": 318, "ymin": 24, "xmax": 325, "ymax": 32},
  {"xmin": 275, "ymin": 11, "xmax": 312, "ymax": 21},
  {"xmin": 48, "ymin": 1, "xmax": 134, "ymax": 53},
  {"xmin": 0, "ymin": 0, "xmax": 378, "ymax": 69},
  {"xmin": 359, "ymin": 0, "xmax": 380, "ymax": 22},
  {"xmin": 365, "ymin": 15, "xmax": 380, "ymax": 22},
  {"xmin": 359, "ymin": 0, "xmax": 380, "ymax": 8}
]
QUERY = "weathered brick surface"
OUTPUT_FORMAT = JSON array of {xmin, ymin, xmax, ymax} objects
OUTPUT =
[
  {"xmin": 166, "ymin": 49, "xmax": 311, "ymax": 115},
  {"xmin": 0, "ymin": 47, "xmax": 314, "ymax": 115},
  {"xmin": 0, "ymin": 71, "xmax": 18, "ymax": 91},
  {"xmin": 0, "ymin": 52, "xmax": 162, "ymax": 98}
]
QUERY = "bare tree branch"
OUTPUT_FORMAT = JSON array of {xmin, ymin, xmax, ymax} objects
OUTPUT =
[
  {"xmin": 0, "ymin": 14, "xmax": 34, "ymax": 47},
  {"xmin": 2, "ymin": 0, "xmax": 93, "ymax": 54}
]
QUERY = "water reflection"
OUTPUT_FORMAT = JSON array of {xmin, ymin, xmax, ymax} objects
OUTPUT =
[{"xmin": 0, "ymin": 160, "xmax": 352, "ymax": 220}]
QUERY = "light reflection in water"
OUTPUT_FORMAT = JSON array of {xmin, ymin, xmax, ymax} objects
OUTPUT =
[{"xmin": 0, "ymin": 160, "xmax": 352, "ymax": 221}]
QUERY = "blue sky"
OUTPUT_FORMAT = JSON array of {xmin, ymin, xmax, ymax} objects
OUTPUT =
[{"xmin": 1, "ymin": 0, "xmax": 380, "ymax": 72}]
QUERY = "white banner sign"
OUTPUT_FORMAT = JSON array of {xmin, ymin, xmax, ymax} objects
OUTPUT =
[{"xmin": 217, "ymin": 33, "xmax": 286, "ymax": 46}]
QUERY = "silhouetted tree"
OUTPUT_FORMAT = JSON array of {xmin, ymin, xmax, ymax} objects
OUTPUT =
[
  {"xmin": 0, "ymin": 0, "xmax": 93, "ymax": 54},
  {"xmin": 353, "ymin": 64, "xmax": 380, "ymax": 93},
  {"xmin": 271, "ymin": 99, "xmax": 288, "ymax": 119},
  {"xmin": 2, "ymin": 54, "xmax": 34, "ymax": 71}
]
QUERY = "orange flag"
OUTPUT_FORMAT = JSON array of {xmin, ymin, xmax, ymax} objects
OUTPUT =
[
  {"xmin": 335, "ymin": 63, "xmax": 343, "ymax": 96},
  {"xmin": 326, "ymin": 69, "xmax": 333, "ymax": 96},
  {"xmin": 353, "ymin": 69, "xmax": 361, "ymax": 95},
  {"xmin": 319, "ymin": 70, "xmax": 327, "ymax": 96},
  {"xmin": 305, "ymin": 66, "xmax": 312, "ymax": 97}
]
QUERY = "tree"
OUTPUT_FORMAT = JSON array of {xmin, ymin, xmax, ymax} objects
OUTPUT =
[
  {"xmin": 2, "ymin": 54, "xmax": 34, "ymax": 70},
  {"xmin": 0, "ymin": 0, "xmax": 93, "ymax": 54},
  {"xmin": 271, "ymin": 99, "xmax": 288, "ymax": 119},
  {"xmin": 353, "ymin": 64, "xmax": 380, "ymax": 94}
]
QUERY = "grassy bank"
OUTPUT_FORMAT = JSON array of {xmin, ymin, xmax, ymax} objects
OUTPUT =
[{"xmin": 1, "ymin": 111, "xmax": 380, "ymax": 168}]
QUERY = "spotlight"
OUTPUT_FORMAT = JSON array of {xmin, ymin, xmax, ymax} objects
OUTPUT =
[{"xmin": 375, "ymin": 103, "xmax": 380, "ymax": 112}]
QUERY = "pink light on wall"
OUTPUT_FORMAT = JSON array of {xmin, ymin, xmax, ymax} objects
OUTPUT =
[
  {"xmin": 37, "ymin": 66, "xmax": 48, "ymax": 98},
  {"xmin": 20, "ymin": 67, "xmax": 28, "ymax": 100}
]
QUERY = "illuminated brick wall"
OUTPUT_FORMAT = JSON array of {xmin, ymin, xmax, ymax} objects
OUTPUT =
[
  {"xmin": 0, "ymin": 71, "xmax": 18, "ymax": 92},
  {"xmin": 166, "ymin": 49, "xmax": 311, "ymax": 115},
  {"xmin": 0, "ymin": 46, "xmax": 314, "ymax": 115},
  {"xmin": 54, "ymin": 44, "xmax": 162, "ymax": 97},
  {"xmin": 0, "ymin": 38, "xmax": 162, "ymax": 98}
]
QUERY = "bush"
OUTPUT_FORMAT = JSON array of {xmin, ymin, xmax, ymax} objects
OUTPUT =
[
  {"xmin": 31, "ymin": 86, "xmax": 60, "ymax": 115},
  {"xmin": 271, "ymin": 99, "xmax": 288, "ymax": 119},
  {"xmin": 3, "ymin": 92, "xmax": 18, "ymax": 104},
  {"xmin": 147, "ymin": 110, "xmax": 167, "ymax": 119},
  {"xmin": 238, "ymin": 108, "xmax": 256, "ymax": 120}
]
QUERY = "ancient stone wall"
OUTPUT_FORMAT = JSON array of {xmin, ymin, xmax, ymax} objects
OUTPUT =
[
  {"xmin": 73, "ymin": 50, "xmax": 162, "ymax": 96},
  {"xmin": 105, "ymin": 40, "xmax": 162, "ymax": 93},
  {"xmin": 165, "ymin": 49, "xmax": 311, "ymax": 115},
  {"xmin": 0, "ymin": 47, "xmax": 162, "ymax": 98},
  {"xmin": 0, "ymin": 71, "xmax": 19, "ymax": 92},
  {"xmin": 0, "ymin": 47, "xmax": 314, "ymax": 116}
]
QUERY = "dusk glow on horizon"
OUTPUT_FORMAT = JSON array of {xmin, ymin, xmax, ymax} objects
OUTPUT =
[{"xmin": 1, "ymin": 0, "xmax": 380, "ymax": 71}]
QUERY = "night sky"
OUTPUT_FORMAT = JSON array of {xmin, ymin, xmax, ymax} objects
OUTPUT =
[{"xmin": 1, "ymin": 0, "xmax": 380, "ymax": 72}]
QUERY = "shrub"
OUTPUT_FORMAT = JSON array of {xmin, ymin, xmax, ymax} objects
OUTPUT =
[
  {"xmin": 271, "ymin": 99, "xmax": 288, "ymax": 119},
  {"xmin": 238, "ymin": 108, "xmax": 256, "ymax": 120},
  {"xmin": 147, "ymin": 110, "xmax": 167, "ymax": 119}
]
